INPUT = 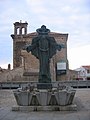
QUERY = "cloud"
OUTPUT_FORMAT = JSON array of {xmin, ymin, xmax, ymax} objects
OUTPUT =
[
  {"xmin": 68, "ymin": 45, "xmax": 90, "ymax": 69},
  {"xmin": 26, "ymin": 0, "xmax": 46, "ymax": 13},
  {"xmin": 0, "ymin": 0, "xmax": 90, "ymax": 69}
]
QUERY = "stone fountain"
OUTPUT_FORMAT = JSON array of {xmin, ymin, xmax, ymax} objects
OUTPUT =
[{"xmin": 12, "ymin": 25, "xmax": 76, "ymax": 111}]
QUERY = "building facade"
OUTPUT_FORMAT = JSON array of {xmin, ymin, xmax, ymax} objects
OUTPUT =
[
  {"xmin": 75, "ymin": 66, "xmax": 90, "ymax": 80},
  {"xmin": 11, "ymin": 21, "xmax": 69, "ymax": 81}
]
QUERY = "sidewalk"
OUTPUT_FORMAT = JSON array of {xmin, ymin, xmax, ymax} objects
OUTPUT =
[{"xmin": 0, "ymin": 89, "xmax": 90, "ymax": 120}]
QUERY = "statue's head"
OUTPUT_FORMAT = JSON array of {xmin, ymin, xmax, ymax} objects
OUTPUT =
[
  {"xmin": 36, "ymin": 25, "xmax": 50, "ymax": 35},
  {"xmin": 41, "ymin": 25, "xmax": 46, "ymax": 30}
]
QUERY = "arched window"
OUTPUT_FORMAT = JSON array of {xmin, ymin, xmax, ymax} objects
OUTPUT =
[
  {"xmin": 22, "ymin": 27, "xmax": 25, "ymax": 34},
  {"xmin": 17, "ymin": 28, "xmax": 19, "ymax": 35}
]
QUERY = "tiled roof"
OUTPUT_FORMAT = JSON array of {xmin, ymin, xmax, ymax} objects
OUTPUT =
[{"xmin": 82, "ymin": 66, "xmax": 90, "ymax": 69}]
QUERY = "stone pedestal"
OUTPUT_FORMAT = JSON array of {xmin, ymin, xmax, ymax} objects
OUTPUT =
[
  {"xmin": 13, "ymin": 85, "xmax": 76, "ymax": 111},
  {"xmin": 12, "ymin": 104, "xmax": 77, "ymax": 111},
  {"xmin": 37, "ymin": 83, "xmax": 52, "ymax": 89}
]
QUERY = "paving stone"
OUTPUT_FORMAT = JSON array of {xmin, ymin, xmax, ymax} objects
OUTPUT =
[{"xmin": 0, "ymin": 89, "xmax": 90, "ymax": 120}]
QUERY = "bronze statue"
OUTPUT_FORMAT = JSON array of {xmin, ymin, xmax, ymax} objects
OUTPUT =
[{"xmin": 24, "ymin": 25, "xmax": 64, "ymax": 83}]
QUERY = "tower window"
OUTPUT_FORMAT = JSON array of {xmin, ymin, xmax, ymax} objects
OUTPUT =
[
  {"xmin": 17, "ymin": 28, "xmax": 19, "ymax": 35},
  {"xmin": 22, "ymin": 28, "xmax": 25, "ymax": 34}
]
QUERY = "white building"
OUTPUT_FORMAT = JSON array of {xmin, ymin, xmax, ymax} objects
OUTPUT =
[{"xmin": 75, "ymin": 66, "xmax": 90, "ymax": 80}]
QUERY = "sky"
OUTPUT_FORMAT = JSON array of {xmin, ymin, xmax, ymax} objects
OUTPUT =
[{"xmin": 0, "ymin": 0, "xmax": 90, "ymax": 70}]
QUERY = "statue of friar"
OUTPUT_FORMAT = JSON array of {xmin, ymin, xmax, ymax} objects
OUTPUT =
[{"xmin": 24, "ymin": 25, "xmax": 64, "ymax": 83}]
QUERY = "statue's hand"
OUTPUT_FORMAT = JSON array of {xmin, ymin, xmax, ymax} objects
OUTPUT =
[
  {"xmin": 60, "ymin": 44, "xmax": 65, "ymax": 48},
  {"xmin": 57, "ymin": 44, "xmax": 65, "ymax": 51},
  {"xmin": 23, "ymin": 45, "xmax": 29, "ymax": 50},
  {"xmin": 23, "ymin": 45, "xmax": 32, "ymax": 52}
]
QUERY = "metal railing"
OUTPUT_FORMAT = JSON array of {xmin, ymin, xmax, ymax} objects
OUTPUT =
[{"xmin": 0, "ymin": 80, "xmax": 90, "ymax": 89}]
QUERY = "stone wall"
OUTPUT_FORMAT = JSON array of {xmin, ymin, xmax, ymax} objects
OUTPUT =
[{"xmin": 0, "ymin": 67, "xmax": 24, "ymax": 82}]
